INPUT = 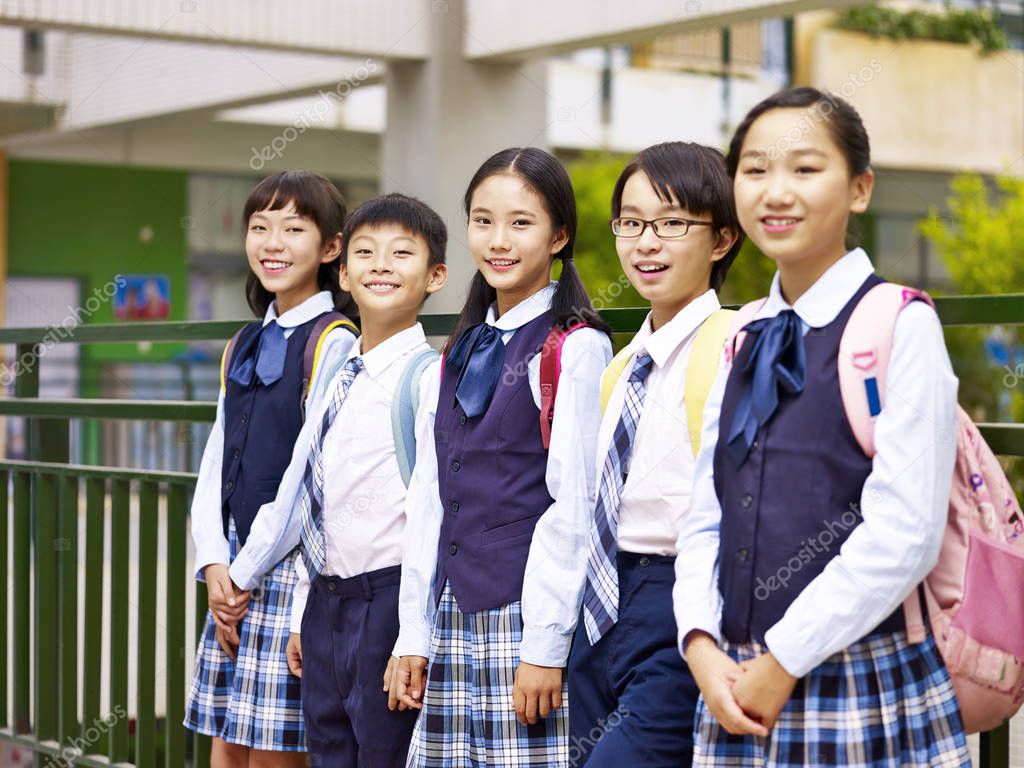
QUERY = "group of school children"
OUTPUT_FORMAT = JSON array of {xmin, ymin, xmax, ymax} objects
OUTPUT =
[{"xmin": 184, "ymin": 86, "xmax": 973, "ymax": 767}]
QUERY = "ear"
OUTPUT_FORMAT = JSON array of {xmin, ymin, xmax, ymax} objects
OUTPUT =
[
  {"xmin": 424, "ymin": 263, "xmax": 449, "ymax": 296},
  {"xmin": 549, "ymin": 226, "xmax": 569, "ymax": 257},
  {"xmin": 321, "ymin": 233, "xmax": 343, "ymax": 264},
  {"xmin": 849, "ymin": 169, "xmax": 874, "ymax": 214},
  {"xmin": 338, "ymin": 262, "xmax": 352, "ymax": 293},
  {"xmin": 710, "ymin": 227, "xmax": 739, "ymax": 263}
]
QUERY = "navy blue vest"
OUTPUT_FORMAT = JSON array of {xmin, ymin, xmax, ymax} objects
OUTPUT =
[
  {"xmin": 221, "ymin": 313, "xmax": 324, "ymax": 547},
  {"xmin": 714, "ymin": 274, "xmax": 902, "ymax": 644},
  {"xmin": 434, "ymin": 312, "xmax": 556, "ymax": 613}
]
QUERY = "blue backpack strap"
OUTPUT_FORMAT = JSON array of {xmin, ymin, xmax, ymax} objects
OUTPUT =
[{"xmin": 392, "ymin": 348, "xmax": 440, "ymax": 487}]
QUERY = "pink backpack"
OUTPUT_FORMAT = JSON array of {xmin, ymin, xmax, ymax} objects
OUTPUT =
[{"xmin": 728, "ymin": 282, "xmax": 1024, "ymax": 733}]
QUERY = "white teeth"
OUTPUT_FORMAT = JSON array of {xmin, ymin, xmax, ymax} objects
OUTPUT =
[
  {"xmin": 489, "ymin": 259, "xmax": 517, "ymax": 267},
  {"xmin": 365, "ymin": 282, "xmax": 398, "ymax": 292},
  {"xmin": 765, "ymin": 218, "xmax": 798, "ymax": 225},
  {"xmin": 262, "ymin": 261, "xmax": 290, "ymax": 269},
  {"xmin": 636, "ymin": 264, "xmax": 667, "ymax": 273}
]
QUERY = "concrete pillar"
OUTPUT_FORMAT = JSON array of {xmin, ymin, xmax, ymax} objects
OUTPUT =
[{"xmin": 381, "ymin": 0, "xmax": 549, "ymax": 314}]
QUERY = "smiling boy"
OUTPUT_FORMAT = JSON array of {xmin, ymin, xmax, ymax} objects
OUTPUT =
[{"xmin": 226, "ymin": 192, "xmax": 448, "ymax": 768}]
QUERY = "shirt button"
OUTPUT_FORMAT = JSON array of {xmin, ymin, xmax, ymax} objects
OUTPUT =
[
  {"xmin": 240, "ymin": 413, "xmax": 249, "ymax": 424},
  {"xmin": 451, "ymin": 461, "xmax": 461, "ymax": 472},
  {"xmin": 449, "ymin": 544, "xmax": 458, "ymax": 555},
  {"xmin": 742, "ymin": 493, "xmax": 753, "ymax": 508},
  {"xmin": 450, "ymin": 501, "xmax": 459, "ymax": 513},
  {"xmin": 752, "ymin": 440, "xmax": 759, "ymax": 450},
  {"xmin": 639, "ymin": 556, "xmax": 650, "ymax": 567},
  {"xmin": 225, "ymin": 480, "xmax": 234, "ymax": 491},
  {"xmin": 737, "ymin": 548, "xmax": 749, "ymax": 561},
  {"xmin": 459, "ymin": 414, "xmax": 467, "ymax": 425},
  {"xmin": 327, "ymin": 581, "xmax": 337, "ymax": 592}
]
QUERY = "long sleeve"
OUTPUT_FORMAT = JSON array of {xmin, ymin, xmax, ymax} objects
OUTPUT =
[
  {"xmin": 191, "ymin": 390, "xmax": 230, "ymax": 581},
  {"xmin": 673, "ymin": 354, "xmax": 729, "ymax": 654},
  {"xmin": 393, "ymin": 360, "xmax": 444, "ymax": 659},
  {"xmin": 764, "ymin": 303, "xmax": 958, "ymax": 677},
  {"xmin": 519, "ymin": 329, "xmax": 613, "ymax": 667},
  {"xmin": 290, "ymin": 556, "xmax": 311, "ymax": 633},
  {"xmin": 228, "ymin": 328, "xmax": 357, "ymax": 590}
]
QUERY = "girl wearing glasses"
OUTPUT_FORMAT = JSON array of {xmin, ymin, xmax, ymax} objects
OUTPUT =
[{"xmin": 567, "ymin": 141, "xmax": 742, "ymax": 767}]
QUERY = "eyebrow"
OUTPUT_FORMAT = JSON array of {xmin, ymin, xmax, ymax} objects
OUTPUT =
[
  {"xmin": 619, "ymin": 203, "xmax": 685, "ymax": 215},
  {"xmin": 741, "ymin": 147, "xmax": 828, "ymax": 159}
]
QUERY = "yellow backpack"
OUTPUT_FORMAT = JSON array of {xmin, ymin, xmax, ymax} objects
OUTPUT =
[{"xmin": 599, "ymin": 308, "xmax": 734, "ymax": 458}]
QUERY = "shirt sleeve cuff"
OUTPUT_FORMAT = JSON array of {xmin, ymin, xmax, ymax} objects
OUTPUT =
[
  {"xmin": 227, "ymin": 549, "xmax": 260, "ymax": 591},
  {"xmin": 763, "ymin": 623, "xmax": 815, "ymax": 678},
  {"xmin": 677, "ymin": 621, "xmax": 722, "ymax": 659},
  {"xmin": 393, "ymin": 623, "xmax": 431, "ymax": 659},
  {"xmin": 519, "ymin": 625, "xmax": 573, "ymax": 668},
  {"xmin": 193, "ymin": 542, "xmax": 230, "ymax": 582},
  {"xmin": 290, "ymin": 586, "xmax": 308, "ymax": 634}
]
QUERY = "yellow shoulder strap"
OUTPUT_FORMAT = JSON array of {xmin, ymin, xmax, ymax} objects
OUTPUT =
[
  {"xmin": 684, "ymin": 308, "xmax": 735, "ymax": 457},
  {"xmin": 306, "ymin": 319, "xmax": 359, "ymax": 399},
  {"xmin": 219, "ymin": 340, "xmax": 231, "ymax": 394},
  {"xmin": 600, "ymin": 347, "xmax": 634, "ymax": 414}
]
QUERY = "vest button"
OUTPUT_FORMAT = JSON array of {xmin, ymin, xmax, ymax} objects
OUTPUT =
[
  {"xmin": 225, "ymin": 480, "xmax": 234, "ymax": 491},
  {"xmin": 240, "ymin": 413, "xmax": 249, "ymax": 424},
  {"xmin": 459, "ymin": 414, "xmax": 467, "ymax": 425},
  {"xmin": 639, "ymin": 556, "xmax": 650, "ymax": 567},
  {"xmin": 737, "ymin": 548, "xmax": 749, "ymax": 561},
  {"xmin": 449, "ymin": 544, "xmax": 458, "ymax": 555},
  {"xmin": 232, "ymin": 449, "xmax": 240, "ymax": 460},
  {"xmin": 752, "ymin": 440, "xmax": 759, "ymax": 450},
  {"xmin": 327, "ymin": 581, "xmax": 337, "ymax": 592},
  {"xmin": 451, "ymin": 501, "xmax": 459, "ymax": 513},
  {"xmin": 741, "ymin": 493, "xmax": 753, "ymax": 508},
  {"xmin": 452, "ymin": 461, "xmax": 461, "ymax": 472}
]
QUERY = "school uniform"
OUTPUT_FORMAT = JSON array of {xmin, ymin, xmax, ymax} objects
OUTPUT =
[
  {"xmin": 395, "ymin": 284, "xmax": 612, "ymax": 768},
  {"xmin": 674, "ymin": 249, "xmax": 971, "ymax": 767},
  {"xmin": 228, "ymin": 323, "xmax": 436, "ymax": 768},
  {"xmin": 568, "ymin": 290, "xmax": 719, "ymax": 767},
  {"xmin": 186, "ymin": 291, "xmax": 356, "ymax": 752}
]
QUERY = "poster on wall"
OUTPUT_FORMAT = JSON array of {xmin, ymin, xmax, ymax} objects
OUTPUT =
[{"xmin": 114, "ymin": 275, "xmax": 170, "ymax": 320}]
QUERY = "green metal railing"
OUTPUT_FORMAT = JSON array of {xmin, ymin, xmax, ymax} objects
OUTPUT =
[{"xmin": 0, "ymin": 297, "xmax": 1021, "ymax": 767}]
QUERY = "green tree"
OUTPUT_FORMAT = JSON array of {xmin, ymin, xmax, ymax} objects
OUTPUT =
[{"xmin": 919, "ymin": 172, "xmax": 1024, "ymax": 429}]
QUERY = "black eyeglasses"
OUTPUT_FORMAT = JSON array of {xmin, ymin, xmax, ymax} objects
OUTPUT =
[{"xmin": 609, "ymin": 217, "xmax": 714, "ymax": 238}]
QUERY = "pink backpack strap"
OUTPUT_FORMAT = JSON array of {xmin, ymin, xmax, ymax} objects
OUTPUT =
[
  {"xmin": 838, "ymin": 283, "xmax": 935, "ymax": 458},
  {"xmin": 724, "ymin": 298, "xmax": 767, "ymax": 366},
  {"xmin": 539, "ymin": 322, "xmax": 591, "ymax": 450}
]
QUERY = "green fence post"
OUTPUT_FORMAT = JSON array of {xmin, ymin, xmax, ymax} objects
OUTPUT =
[
  {"xmin": 165, "ymin": 484, "xmax": 187, "ymax": 768},
  {"xmin": 34, "ymin": 471, "xmax": 59, "ymax": 744},
  {"xmin": 12, "ymin": 471, "xmax": 30, "ymax": 734},
  {"xmin": 980, "ymin": 723, "xmax": 1010, "ymax": 768},
  {"xmin": 81, "ymin": 478, "xmax": 105, "ymax": 751},
  {"xmin": 57, "ymin": 475, "xmax": 79, "ymax": 749},
  {"xmin": 108, "ymin": 479, "xmax": 130, "ymax": 764},
  {"xmin": 0, "ymin": 470, "xmax": 7, "ymax": 731},
  {"xmin": 136, "ymin": 481, "xmax": 158, "ymax": 768},
  {"xmin": 193, "ymin": 578, "xmax": 211, "ymax": 768}
]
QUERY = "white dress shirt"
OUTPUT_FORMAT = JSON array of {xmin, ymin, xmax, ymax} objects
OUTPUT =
[
  {"xmin": 394, "ymin": 284, "xmax": 613, "ymax": 666},
  {"xmin": 190, "ymin": 291, "xmax": 357, "ymax": 581},
  {"xmin": 603, "ymin": 289, "xmax": 721, "ymax": 555},
  {"xmin": 673, "ymin": 248, "xmax": 958, "ymax": 678},
  {"xmin": 221, "ymin": 319, "xmax": 436, "ymax": 632}
]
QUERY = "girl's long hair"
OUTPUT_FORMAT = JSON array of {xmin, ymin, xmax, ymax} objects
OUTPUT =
[{"xmin": 444, "ymin": 147, "xmax": 611, "ymax": 353}]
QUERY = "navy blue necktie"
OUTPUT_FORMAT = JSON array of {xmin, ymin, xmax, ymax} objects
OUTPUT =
[
  {"xmin": 725, "ymin": 309, "xmax": 806, "ymax": 466},
  {"xmin": 446, "ymin": 322, "xmax": 506, "ymax": 418},
  {"xmin": 254, "ymin": 321, "xmax": 287, "ymax": 387}
]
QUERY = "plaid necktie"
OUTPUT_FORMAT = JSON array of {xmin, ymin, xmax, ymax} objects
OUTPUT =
[
  {"xmin": 582, "ymin": 351, "xmax": 655, "ymax": 645},
  {"xmin": 299, "ymin": 356, "xmax": 364, "ymax": 580}
]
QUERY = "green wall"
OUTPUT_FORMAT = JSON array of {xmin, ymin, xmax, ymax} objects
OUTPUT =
[{"xmin": 7, "ymin": 159, "xmax": 189, "ymax": 364}]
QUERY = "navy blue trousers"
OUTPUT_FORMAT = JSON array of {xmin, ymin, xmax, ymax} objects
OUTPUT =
[
  {"xmin": 301, "ymin": 565, "xmax": 417, "ymax": 768},
  {"xmin": 568, "ymin": 552, "xmax": 700, "ymax": 768}
]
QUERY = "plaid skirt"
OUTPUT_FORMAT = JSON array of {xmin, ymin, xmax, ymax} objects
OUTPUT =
[
  {"xmin": 406, "ymin": 582, "xmax": 570, "ymax": 768},
  {"xmin": 693, "ymin": 630, "xmax": 970, "ymax": 767},
  {"xmin": 184, "ymin": 521, "xmax": 305, "ymax": 752}
]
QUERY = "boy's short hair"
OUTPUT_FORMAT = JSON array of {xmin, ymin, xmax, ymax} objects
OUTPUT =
[
  {"xmin": 341, "ymin": 193, "xmax": 447, "ymax": 267},
  {"xmin": 610, "ymin": 142, "xmax": 744, "ymax": 293}
]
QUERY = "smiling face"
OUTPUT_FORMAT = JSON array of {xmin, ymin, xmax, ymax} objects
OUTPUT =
[
  {"xmin": 467, "ymin": 173, "xmax": 568, "ymax": 316},
  {"xmin": 245, "ymin": 201, "xmax": 340, "ymax": 315},
  {"xmin": 615, "ymin": 171, "xmax": 734, "ymax": 330},
  {"xmin": 340, "ymin": 223, "xmax": 447, "ymax": 326},
  {"xmin": 733, "ymin": 107, "xmax": 873, "ymax": 298}
]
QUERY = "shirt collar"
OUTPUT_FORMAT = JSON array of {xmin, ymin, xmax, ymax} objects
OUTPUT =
[
  {"xmin": 485, "ymin": 283, "xmax": 557, "ymax": 332},
  {"xmin": 264, "ymin": 291, "xmax": 335, "ymax": 329},
  {"xmin": 628, "ymin": 289, "xmax": 721, "ymax": 368},
  {"xmin": 348, "ymin": 323, "xmax": 428, "ymax": 379},
  {"xmin": 759, "ymin": 248, "xmax": 874, "ymax": 328}
]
